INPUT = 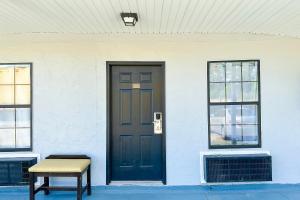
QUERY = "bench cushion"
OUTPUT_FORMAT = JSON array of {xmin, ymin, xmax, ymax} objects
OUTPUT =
[{"xmin": 28, "ymin": 159, "xmax": 90, "ymax": 173}]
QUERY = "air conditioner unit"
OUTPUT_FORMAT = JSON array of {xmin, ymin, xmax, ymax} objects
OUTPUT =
[
  {"xmin": 0, "ymin": 157, "xmax": 37, "ymax": 186},
  {"xmin": 203, "ymin": 154, "xmax": 272, "ymax": 183}
]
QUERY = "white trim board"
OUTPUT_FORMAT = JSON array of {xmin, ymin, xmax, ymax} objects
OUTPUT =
[
  {"xmin": 0, "ymin": 152, "xmax": 40, "ymax": 159},
  {"xmin": 110, "ymin": 181, "xmax": 164, "ymax": 186}
]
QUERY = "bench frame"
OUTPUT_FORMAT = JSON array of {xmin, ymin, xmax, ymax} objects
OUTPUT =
[{"xmin": 29, "ymin": 155, "xmax": 91, "ymax": 200}]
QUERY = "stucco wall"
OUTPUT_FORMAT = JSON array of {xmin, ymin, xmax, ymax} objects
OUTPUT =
[{"xmin": 0, "ymin": 35, "xmax": 300, "ymax": 185}]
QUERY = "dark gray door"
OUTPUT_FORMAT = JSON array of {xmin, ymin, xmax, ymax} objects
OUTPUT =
[{"xmin": 111, "ymin": 65, "xmax": 164, "ymax": 181}]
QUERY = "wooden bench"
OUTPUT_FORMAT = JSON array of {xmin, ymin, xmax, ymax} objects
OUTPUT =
[{"xmin": 28, "ymin": 155, "xmax": 91, "ymax": 200}]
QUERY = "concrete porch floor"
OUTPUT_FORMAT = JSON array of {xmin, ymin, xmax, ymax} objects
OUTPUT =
[{"xmin": 1, "ymin": 184, "xmax": 300, "ymax": 200}]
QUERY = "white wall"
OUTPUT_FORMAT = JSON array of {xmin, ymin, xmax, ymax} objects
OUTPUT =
[{"xmin": 0, "ymin": 34, "xmax": 299, "ymax": 185}]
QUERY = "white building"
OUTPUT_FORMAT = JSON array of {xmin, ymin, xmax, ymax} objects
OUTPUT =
[{"xmin": 0, "ymin": 0, "xmax": 300, "ymax": 186}]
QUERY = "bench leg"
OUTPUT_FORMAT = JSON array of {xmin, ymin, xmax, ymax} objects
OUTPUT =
[
  {"xmin": 77, "ymin": 174, "xmax": 82, "ymax": 200},
  {"xmin": 44, "ymin": 176, "xmax": 50, "ymax": 195},
  {"xmin": 87, "ymin": 165, "xmax": 91, "ymax": 195},
  {"xmin": 29, "ymin": 172, "xmax": 35, "ymax": 200}
]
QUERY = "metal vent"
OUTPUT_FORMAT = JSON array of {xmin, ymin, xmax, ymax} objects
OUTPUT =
[
  {"xmin": 204, "ymin": 154, "xmax": 272, "ymax": 183},
  {"xmin": 0, "ymin": 157, "xmax": 37, "ymax": 186}
]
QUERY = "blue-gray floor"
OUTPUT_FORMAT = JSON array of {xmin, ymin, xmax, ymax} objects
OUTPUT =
[{"xmin": 1, "ymin": 184, "xmax": 300, "ymax": 200}]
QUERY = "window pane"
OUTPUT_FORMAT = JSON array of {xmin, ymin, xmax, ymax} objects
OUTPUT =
[
  {"xmin": 243, "ymin": 125, "xmax": 258, "ymax": 143},
  {"xmin": 16, "ymin": 108, "xmax": 30, "ymax": 127},
  {"xmin": 0, "ymin": 65, "xmax": 14, "ymax": 84},
  {"xmin": 15, "ymin": 66, "xmax": 30, "ymax": 84},
  {"xmin": 210, "ymin": 83, "xmax": 225, "ymax": 102},
  {"xmin": 226, "ymin": 62, "xmax": 241, "ymax": 82},
  {"xmin": 210, "ymin": 63, "xmax": 225, "ymax": 82},
  {"xmin": 242, "ymin": 105, "xmax": 258, "ymax": 124},
  {"xmin": 210, "ymin": 125, "xmax": 226, "ymax": 145},
  {"xmin": 210, "ymin": 105, "xmax": 225, "ymax": 125},
  {"xmin": 226, "ymin": 83, "xmax": 242, "ymax": 102},
  {"xmin": 16, "ymin": 128, "xmax": 30, "ymax": 148},
  {"xmin": 242, "ymin": 62, "xmax": 257, "ymax": 81},
  {"xmin": 0, "ymin": 129, "xmax": 15, "ymax": 148},
  {"xmin": 243, "ymin": 82, "xmax": 258, "ymax": 101},
  {"xmin": 0, "ymin": 64, "xmax": 31, "ymax": 150},
  {"xmin": 0, "ymin": 85, "xmax": 14, "ymax": 105},
  {"xmin": 15, "ymin": 85, "xmax": 30, "ymax": 104},
  {"xmin": 0, "ymin": 108, "xmax": 15, "ymax": 128},
  {"xmin": 225, "ymin": 125, "xmax": 242, "ymax": 143},
  {"xmin": 208, "ymin": 60, "xmax": 260, "ymax": 148},
  {"xmin": 226, "ymin": 105, "xmax": 242, "ymax": 124}
]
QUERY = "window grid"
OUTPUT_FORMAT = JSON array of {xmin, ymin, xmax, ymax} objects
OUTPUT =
[
  {"xmin": 208, "ymin": 60, "xmax": 261, "ymax": 149},
  {"xmin": 0, "ymin": 63, "xmax": 32, "ymax": 151}
]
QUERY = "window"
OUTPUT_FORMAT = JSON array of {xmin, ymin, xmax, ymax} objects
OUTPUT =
[
  {"xmin": 0, "ymin": 63, "xmax": 32, "ymax": 151},
  {"xmin": 208, "ymin": 60, "xmax": 261, "ymax": 148}
]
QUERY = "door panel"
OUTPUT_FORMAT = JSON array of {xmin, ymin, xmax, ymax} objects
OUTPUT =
[
  {"xmin": 140, "ymin": 89, "xmax": 153, "ymax": 125},
  {"xmin": 120, "ymin": 89, "xmax": 132, "ymax": 125},
  {"xmin": 111, "ymin": 65, "xmax": 163, "ymax": 181}
]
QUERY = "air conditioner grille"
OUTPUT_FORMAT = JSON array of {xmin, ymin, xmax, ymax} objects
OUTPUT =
[
  {"xmin": 0, "ymin": 157, "xmax": 37, "ymax": 186},
  {"xmin": 204, "ymin": 154, "xmax": 272, "ymax": 183}
]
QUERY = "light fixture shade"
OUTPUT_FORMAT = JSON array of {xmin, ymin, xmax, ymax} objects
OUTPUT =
[{"xmin": 120, "ymin": 13, "xmax": 138, "ymax": 26}]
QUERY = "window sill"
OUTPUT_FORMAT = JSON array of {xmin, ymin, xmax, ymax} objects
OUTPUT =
[
  {"xmin": 0, "ymin": 152, "xmax": 40, "ymax": 160},
  {"xmin": 209, "ymin": 144, "xmax": 261, "ymax": 149}
]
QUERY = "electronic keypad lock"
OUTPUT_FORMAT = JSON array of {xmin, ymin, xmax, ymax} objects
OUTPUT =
[{"xmin": 153, "ymin": 112, "xmax": 163, "ymax": 134}]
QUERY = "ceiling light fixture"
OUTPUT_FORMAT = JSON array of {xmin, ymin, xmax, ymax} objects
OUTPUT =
[{"xmin": 120, "ymin": 12, "xmax": 138, "ymax": 26}]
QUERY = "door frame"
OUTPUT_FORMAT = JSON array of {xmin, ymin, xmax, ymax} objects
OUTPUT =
[{"xmin": 106, "ymin": 61, "xmax": 166, "ymax": 185}]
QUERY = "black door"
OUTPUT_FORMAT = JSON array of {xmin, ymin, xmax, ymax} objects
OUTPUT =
[{"xmin": 110, "ymin": 65, "xmax": 164, "ymax": 181}]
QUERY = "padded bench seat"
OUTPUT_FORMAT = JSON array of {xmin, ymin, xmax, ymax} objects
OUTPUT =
[
  {"xmin": 29, "ymin": 159, "xmax": 91, "ymax": 173},
  {"xmin": 28, "ymin": 155, "xmax": 91, "ymax": 200}
]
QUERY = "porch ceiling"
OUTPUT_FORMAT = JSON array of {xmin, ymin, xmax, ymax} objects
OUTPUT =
[{"xmin": 0, "ymin": 0, "xmax": 299, "ymax": 38}]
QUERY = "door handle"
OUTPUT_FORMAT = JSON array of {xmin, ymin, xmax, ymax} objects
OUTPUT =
[{"xmin": 153, "ymin": 112, "xmax": 162, "ymax": 134}]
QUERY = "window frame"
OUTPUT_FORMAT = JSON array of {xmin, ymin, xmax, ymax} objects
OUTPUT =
[
  {"xmin": 0, "ymin": 62, "xmax": 32, "ymax": 152},
  {"xmin": 207, "ymin": 60, "xmax": 262, "ymax": 149}
]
